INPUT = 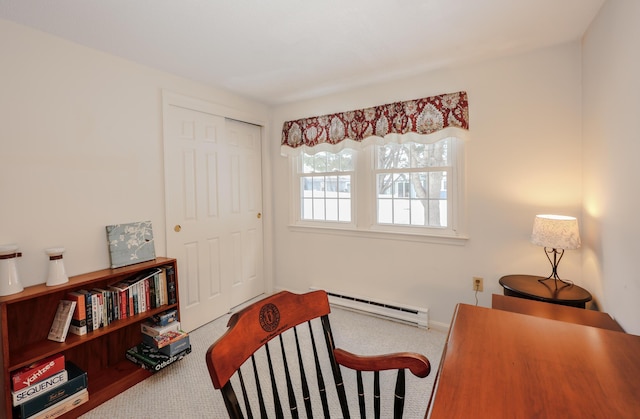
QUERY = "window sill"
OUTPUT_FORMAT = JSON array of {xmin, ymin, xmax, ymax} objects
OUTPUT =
[{"xmin": 288, "ymin": 224, "xmax": 469, "ymax": 245}]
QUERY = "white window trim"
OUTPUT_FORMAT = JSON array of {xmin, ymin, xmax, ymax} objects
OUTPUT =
[{"xmin": 288, "ymin": 138, "xmax": 468, "ymax": 245}]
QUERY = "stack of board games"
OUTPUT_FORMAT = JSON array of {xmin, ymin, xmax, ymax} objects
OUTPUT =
[
  {"xmin": 10, "ymin": 353, "xmax": 88, "ymax": 419},
  {"xmin": 126, "ymin": 308, "xmax": 190, "ymax": 372}
]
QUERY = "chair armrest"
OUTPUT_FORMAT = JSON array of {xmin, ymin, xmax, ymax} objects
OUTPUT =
[{"xmin": 334, "ymin": 348, "xmax": 431, "ymax": 378}]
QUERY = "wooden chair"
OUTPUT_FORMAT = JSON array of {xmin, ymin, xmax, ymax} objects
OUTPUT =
[{"xmin": 206, "ymin": 290, "xmax": 431, "ymax": 419}]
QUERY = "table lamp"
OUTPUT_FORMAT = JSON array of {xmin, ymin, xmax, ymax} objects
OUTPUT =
[{"xmin": 530, "ymin": 214, "xmax": 580, "ymax": 289}]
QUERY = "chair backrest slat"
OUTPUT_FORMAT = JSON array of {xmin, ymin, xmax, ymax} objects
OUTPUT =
[
  {"xmin": 307, "ymin": 320, "xmax": 331, "ymax": 418},
  {"xmin": 278, "ymin": 334, "xmax": 299, "ymax": 419},
  {"xmin": 264, "ymin": 343, "xmax": 285, "ymax": 419},
  {"xmin": 356, "ymin": 370, "xmax": 365, "ymax": 419},
  {"xmin": 221, "ymin": 381, "xmax": 245, "ymax": 419},
  {"xmin": 293, "ymin": 327, "xmax": 314, "ymax": 418},
  {"xmin": 236, "ymin": 368, "xmax": 252, "ymax": 419},
  {"xmin": 393, "ymin": 369, "xmax": 406, "ymax": 419},
  {"xmin": 250, "ymin": 355, "xmax": 268, "ymax": 419},
  {"xmin": 374, "ymin": 371, "xmax": 381, "ymax": 419},
  {"xmin": 321, "ymin": 314, "xmax": 351, "ymax": 418}
]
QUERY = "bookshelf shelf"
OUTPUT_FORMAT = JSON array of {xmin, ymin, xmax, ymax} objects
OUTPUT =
[{"xmin": 0, "ymin": 257, "xmax": 180, "ymax": 419}]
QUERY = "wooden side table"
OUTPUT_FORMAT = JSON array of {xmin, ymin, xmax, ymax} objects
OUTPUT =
[
  {"xmin": 498, "ymin": 274, "xmax": 592, "ymax": 308},
  {"xmin": 492, "ymin": 294, "xmax": 623, "ymax": 331}
]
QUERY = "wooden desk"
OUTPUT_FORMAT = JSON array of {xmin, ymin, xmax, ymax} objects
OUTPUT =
[
  {"xmin": 499, "ymin": 274, "xmax": 592, "ymax": 308},
  {"xmin": 492, "ymin": 294, "xmax": 624, "ymax": 332},
  {"xmin": 426, "ymin": 304, "xmax": 640, "ymax": 418}
]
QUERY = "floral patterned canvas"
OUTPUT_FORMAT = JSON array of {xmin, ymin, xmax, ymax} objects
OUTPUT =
[{"xmin": 106, "ymin": 221, "xmax": 156, "ymax": 268}]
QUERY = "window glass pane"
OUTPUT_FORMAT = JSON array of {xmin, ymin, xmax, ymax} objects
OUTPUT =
[
  {"xmin": 340, "ymin": 150, "xmax": 354, "ymax": 171},
  {"xmin": 302, "ymin": 198, "xmax": 313, "ymax": 220},
  {"xmin": 393, "ymin": 199, "xmax": 410, "ymax": 224},
  {"xmin": 377, "ymin": 198, "xmax": 392, "ymax": 224},
  {"xmin": 301, "ymin": 177, "xmax": 312, "ymax": 195},
  {"xmin": 414, "ymin": 139, "xmax": 450, "ymax": 168},
  {"xmin": 327, "ymin": 154, "xmax": 341, "ymax": 172},
  {"xmin": 377, "ymin": 173, "xmax": 393, "ymax": 197},
  {"xmin": 311, "ymin": 176, "xmax": 325, "ymax": 197},
  {"xmin": 339, "ymin": 199, "xmax": 351, "ymax": 222},
  {"xmin": 313, "ymin": 153, "xmax": 326, "ymax": 172},
  {"xmin": 378, "ymin": 143, "xmax": 410, "ymax": 169},
  {"xmin": 312, "ymin": 198, "xmax": 325, "ymax": 220},
  {"xmin": 411, "ymin": 199, "xmax": 427, "ymax": 226},
  {"xmin": 428, "ymin": 172, "xmax": 446, "ymax": 199},
  {"xmin": 325, "ymin": 199, "xmax": 338, "ymax": 221},
  {"xmin": 338, "ymin": 175, "xmax": 350, "ymax": 193},
  {"xmin": 302, "ymin": 154, "xmax": 315, "ymax": 173}
]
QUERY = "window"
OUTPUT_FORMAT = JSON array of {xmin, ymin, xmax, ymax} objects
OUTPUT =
[
  {"xmin": 291, "ymin": 137, "xmax": 464, "ymax": 240},
  {"xmin": 297, "ymin": 149, "xmax": 354, "ymax": 223},
  {"xmin": 375, "ymin": 139, "xmax": 450, "ymax": 228}
]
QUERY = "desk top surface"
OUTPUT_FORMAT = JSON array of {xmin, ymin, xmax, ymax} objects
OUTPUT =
[
  {"xmin": 499, "ymin": 274, "xmax": 592, "ymax": 303},
  {"xmin": 427, "ymin": 304, "xmax": 640, "ymax": 418}
]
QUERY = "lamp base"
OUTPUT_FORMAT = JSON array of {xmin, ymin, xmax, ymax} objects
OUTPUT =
[
  {"xmin": 538, "ymin": 275, "xmax": 572, "ymax": 290},
  {"xmin": 538, "ymin": 247, "xmax": 573, "ymax": 290}
]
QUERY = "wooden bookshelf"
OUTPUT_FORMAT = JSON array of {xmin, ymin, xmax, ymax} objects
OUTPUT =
[{"xmin": 0, "ymin": 257, "xmax": 180, "ymax": 418}]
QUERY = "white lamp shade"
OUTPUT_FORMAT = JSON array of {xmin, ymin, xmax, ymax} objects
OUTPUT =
[{"xmin": 531, "ymin": 214, "xmax": 581, "ymax": 250}]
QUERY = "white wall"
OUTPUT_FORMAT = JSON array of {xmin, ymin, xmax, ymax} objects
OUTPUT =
[
  {"xmin": 0, "ymin": 19, "xmax": 268, "ymax": 287},
  {"xmin": 582, "ymin": 0, "xmax": 640, "ymax": 334},
  {"xmin": 271, "ymin": 43, "xmax": 584, "ymax": 328}
]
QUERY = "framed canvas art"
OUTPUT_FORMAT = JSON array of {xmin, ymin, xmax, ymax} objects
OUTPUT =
[{"xmin": 106, "ymin": 221, "xmax": 156, "ymax": 268}]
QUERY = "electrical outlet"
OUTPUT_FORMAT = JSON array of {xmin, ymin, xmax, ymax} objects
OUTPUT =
[{"xmin": 473, "ymin": 277, "xmax": 484, "ymax": 292}]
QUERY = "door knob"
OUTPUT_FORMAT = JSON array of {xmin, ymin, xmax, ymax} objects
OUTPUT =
[
  {"xmin": 257, "ymin": 213, "xmax": 262, "ymax": 219},
  {"xmin": 174, "ymin": 225, "xmax": 182, "ymax": 232}
]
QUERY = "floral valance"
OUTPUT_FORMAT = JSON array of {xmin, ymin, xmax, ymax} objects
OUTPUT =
[{"xmin": 281, "ymin": 91, "xmax": 469, "ymax": 156}]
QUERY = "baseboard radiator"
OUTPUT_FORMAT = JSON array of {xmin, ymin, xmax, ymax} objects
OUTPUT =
[{"xmin": 310, "ymin": 287, "xmax": 429, "ymax": 329}]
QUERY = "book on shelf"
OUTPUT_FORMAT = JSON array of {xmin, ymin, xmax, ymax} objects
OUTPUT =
[
  {"xmin": 64, "ymin": 291, "xmax": 86, "ymax": 328},
  {"xmin": 12, "ymin": 369, "xmax": 68, "ymax": 406},
  {"xmin": 68, "ymin": 324, "xmax": 87, "ymax": 336},
  {"xmin": 26, "ymin": 388, "xmax": 88, "ymax": 419},
  {"xmin": 76, "ymin": 289, "xmax": 94, "ymax": 331},
  {"xmin": 47, "ymin": 300, "xmax": 76, "ymax": 343},
  {"xmin": 14, "ymin": 362, "xmax": 87, "ymax": 419},
  {"xmin": 125, "ymin": 342, "xmax": 191, "ymax": 373},
  {"xmin": 11, "ymin": 353, "xmax": 65, "ymax": 392},
  {"xmin": 166, "ymin": 265, "xmax": 177, "ymax": 305},
  {"xmin": 157, "ymin": 268, "xmax": 167, "ymax": 306}
]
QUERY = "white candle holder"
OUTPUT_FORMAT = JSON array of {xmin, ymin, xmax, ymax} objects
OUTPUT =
[
  {"xmin": 45, "ymin": 247, "xmax": 69, "ymax": 286},
  {"xmin": 0, "ymin": 244, "xmax": 24, "ymax": 296}
]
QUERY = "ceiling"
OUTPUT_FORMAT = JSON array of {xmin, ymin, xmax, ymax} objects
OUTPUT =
[{"xmin": 0, "ymin": 0, "xmax": 605, "ymax": 105}]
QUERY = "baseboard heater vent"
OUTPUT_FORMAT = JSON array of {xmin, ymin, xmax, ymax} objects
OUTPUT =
[{"xmin": 310, "ymin": 287, "xmax": 428, "ymax": 329}]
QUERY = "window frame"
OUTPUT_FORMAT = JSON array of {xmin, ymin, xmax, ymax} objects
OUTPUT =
[
  {"xmin": 289, "ymin": 137, "xmax": 468, "ymax": 244},
  {"xmin": 291, "ymin": 149, "xmax": 357, "ymax": 229}
]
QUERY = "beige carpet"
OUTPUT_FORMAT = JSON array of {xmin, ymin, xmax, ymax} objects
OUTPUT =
[{"xmin": 79, "ymin": 306, "xmax": 446, "ymax": 418}]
